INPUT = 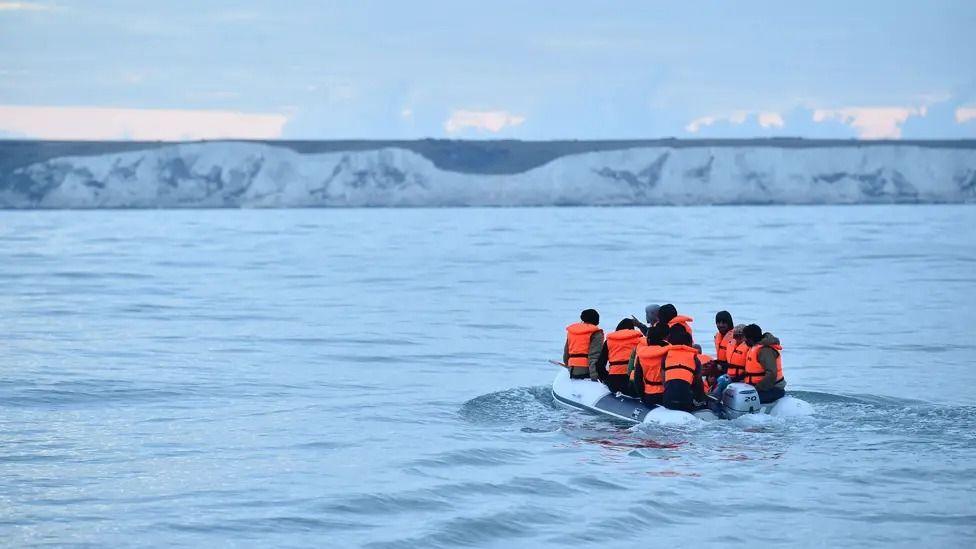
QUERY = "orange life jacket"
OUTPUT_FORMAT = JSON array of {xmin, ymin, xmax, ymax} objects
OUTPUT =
[
  {"xmin": 565, "ymin": 322, "xmax": 602, "ymax": 367},
  {"xmin": 635, "ymin": 342, "xmax": 669, "ymax": 395},
  {"xmin": 605, "ymin": 329, "xmax": 643, "ymax": 375},
  {"xmin": 726, "ymin": 340, "xmax": 748, "ymax": 379},
  {"xmin": 743, "ymin": 343, "xmax": 785, "ymax": 386},
  {"xmin": 698, "ymin": 353, "xmax": 715, "ymax": 393},
  {"xmin": 668, "ymin": 315, "xmax": 694, "ymax": 341},
  {"xmin": 663, "ymin": 344, "xmax": 699, "ymax": 385},
  {"xmin": 714, "ymin": 330, "xmax": 735, "ymax": 362}
]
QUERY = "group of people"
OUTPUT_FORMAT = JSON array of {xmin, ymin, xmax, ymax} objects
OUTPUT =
[{"xmin": 562, "ymin": 304, "xmax": 786, "ymax": 412}]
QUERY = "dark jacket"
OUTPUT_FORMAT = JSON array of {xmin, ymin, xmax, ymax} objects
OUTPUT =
[{"xmin": 563, "ymin": 329, "xmax": 605, "ymax": 380}]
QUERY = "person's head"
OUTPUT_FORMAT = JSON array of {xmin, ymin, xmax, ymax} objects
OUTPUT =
[
  {"xmin": 743, "ymin": 324, "xmax": 763, "ymax": 346},
  {"xmin": 644, "ymin": 304, "xmax": 660, "ymax": 324},
  {"xmin": 732, "ymin": 324, "xmax": 746, "ymax": 339},
  {"xmin": 715, "ymin": 310, "xmax": 733, "ymax": 334},
  {"xmin": 615, "ymin": 318, "xmax": 635, "ymax": 331},
  {"xmin": 666, "ymin": 324, "xmax": 692, "ymax": 346},
  {"xmin": 580, "ymin": 309, "xmax": 600, "ymax": 325},
  {"xmin": 646, "ymin": 322, "xmax": 668, "ymax": 345},
  {"xmin": 657, "ymin": 303, "xmax": 677, "ymax": 325}
]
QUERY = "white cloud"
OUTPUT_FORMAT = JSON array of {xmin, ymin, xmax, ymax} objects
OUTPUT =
[
  {"xmin": 0, "ymin": 2, "xmax": 52, "ymax": 10},
  {"xmin": 0, "ymin": 105, "xmax": 289, "ymax": 140},
  {"xmin": 400, "ymin": 108, "xmax": 413, "ymax": 119},
  {"xmin": 685, "ymin": 110, "xmax": 783, "ymax": 133},
  {"xmin": 955, "ymin": 107, "xmax": 976, "ymax": 124},
  {"xmin": 758, "ymin": 112, "xmax": 785, "ymax": 128},
  {"xmin": 444, "ymin": 110, "xmax": 525, "ymax": 134},
  {"xmin": 685, "ymin": 116, "xmax": 718, "ymax": 133},
  {"xmin": 812, "ymin": 107, "xmax": 923, "ymax": 139}
]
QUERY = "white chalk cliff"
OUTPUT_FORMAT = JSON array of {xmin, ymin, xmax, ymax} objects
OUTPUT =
[{"xmin": 2, "ymin": 142, "xmax": 974, "ymax": 207}]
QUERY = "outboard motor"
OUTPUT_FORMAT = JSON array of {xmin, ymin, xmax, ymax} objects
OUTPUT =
[{"xmin": 721, "ymin": 382, "xmax": 762, "ymax": 419}]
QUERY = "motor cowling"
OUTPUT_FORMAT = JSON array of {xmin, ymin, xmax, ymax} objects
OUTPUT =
[{"xmin": 721, "ymin": 382, "xmax": 762, "ymax": 419}]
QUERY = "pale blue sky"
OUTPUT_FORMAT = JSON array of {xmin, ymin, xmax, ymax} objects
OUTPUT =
[{"xmin": 1, "ymin": 0, "xmax": 975, "ymax": 140}]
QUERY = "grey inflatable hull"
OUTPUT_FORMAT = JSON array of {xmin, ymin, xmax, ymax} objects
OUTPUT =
[
  {"xmin": 551, "ymin": 369, "xmax": 812, "ymax": 425},
  {"xmin": 551, "ymin": 369, "xmax": 718, "ymax": 424}
]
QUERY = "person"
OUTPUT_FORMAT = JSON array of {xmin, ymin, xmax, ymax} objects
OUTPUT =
[
  {"xmin": 599, "ymin": 318, "xmax": 643, "ymax": 395},
  {"xmin": 694, "ymin": 344, "xmax": 716, "ymax": 394},
  {"xmin": 660, "ymin": 324, "xmax": 705, "ymax": 412},
  {"xmin": 710, "ymin": 323, "xmax": 747, "ymax": 398},
  {"xmin": 631, "ymin": 304, "xmax": 660, "ymax": 336},
  {"xmin": 563, "ymin": 309, "xmax": 604, "ymax": 380},
  {"xmin": 657, "ymin": 303, "xmax": 694, "ymax": 342},
  {"xmin": 724, "ymin": 324, "xmax": 749, "ymax": 381},
  {"xmin": 741, "ymin": 323, "xmax": 787, "ymax": 403},
  {"xmin": 713, "ymin": 311, "xmax": 736, "ymax": 364},
  {"xmin": 630, "ymin": 328, "xmax": 669, "ymax": 407}
]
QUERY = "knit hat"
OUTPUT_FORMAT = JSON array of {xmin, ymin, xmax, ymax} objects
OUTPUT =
[
  {"xmin": 657, "ymin": 303, "xmax": 677, "ymax": 324},
  {"xmin": 580, "ymin": 309, "xmax": 600, "ymax": 325},
  {"xmin": 743, "ymin": 324, "xmax": 763, "ymax": 343},
  {"xmin": 715, "ymin": 310, "xmax": 733, "ymax": 326}
]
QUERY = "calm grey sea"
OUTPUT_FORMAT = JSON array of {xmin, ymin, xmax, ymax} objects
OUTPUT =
[{"xmin": 2, "ymin": 205, "xmax": 975, "ymax": 547}]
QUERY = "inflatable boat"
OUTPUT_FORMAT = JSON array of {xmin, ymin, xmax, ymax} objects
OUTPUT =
[{"xmin": 551, "ymin": 368, "xmax": 811, "ymax": 425}]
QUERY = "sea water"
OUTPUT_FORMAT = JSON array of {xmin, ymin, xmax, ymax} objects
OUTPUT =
[{"xmin": 1, "ymin": 205, "xmax": 974, "ymax": 547}]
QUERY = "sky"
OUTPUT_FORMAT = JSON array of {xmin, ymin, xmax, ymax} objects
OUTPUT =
[{"xmin": 1, "ymin": 0, "xmax": 975, "ymax": 141}]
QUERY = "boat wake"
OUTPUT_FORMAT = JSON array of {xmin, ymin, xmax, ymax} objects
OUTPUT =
[{"xmin": 460, "ymin": 384, "xmax": 976, "ymax": 445}]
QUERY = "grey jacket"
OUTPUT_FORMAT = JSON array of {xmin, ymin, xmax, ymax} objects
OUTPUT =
[{"xmin": 754, "ymin": 333, "xmax": 787, "ymax": 391}]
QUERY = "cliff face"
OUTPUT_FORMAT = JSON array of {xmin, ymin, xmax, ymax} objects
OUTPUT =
[{"xmin": 1, "ymin": 141, "xmax": 974, "ymax": 208}]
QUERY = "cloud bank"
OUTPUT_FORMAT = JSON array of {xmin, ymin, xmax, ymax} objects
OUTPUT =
[
  {"xmin": 0, "ymin": 2, "xmax": 52, "ymax": 11},
  {"xmin": 443, "ymin": 110, "xmax": 526, "ymax": 134},
  {"xmin": 685, "ymin": 111, "xmax": 785, "ymax": 133},
  {"xmin": 812, "ymin": 107, "xmax": 925, "ymax": 139},
  {"xmin": 0, "ymin": 105, "xmax": 289, "ymax": 140},
  {"xmin": 956, "ymin": 107, "xmax": 976, "ymax": 124}
]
